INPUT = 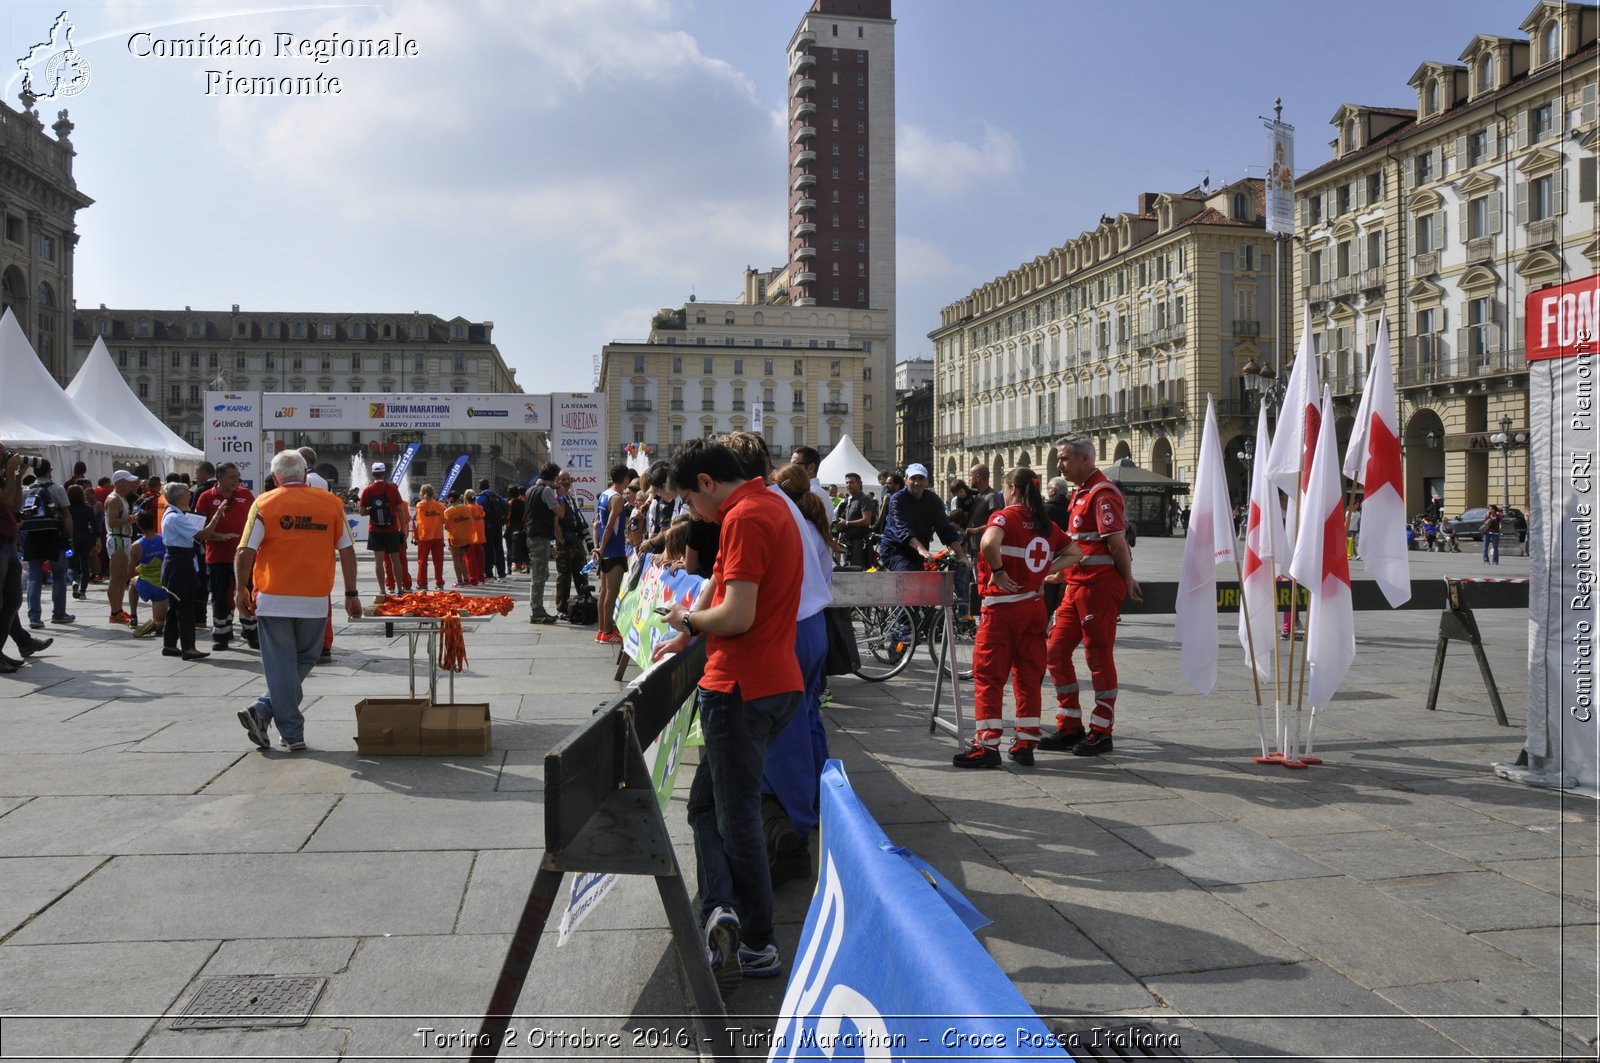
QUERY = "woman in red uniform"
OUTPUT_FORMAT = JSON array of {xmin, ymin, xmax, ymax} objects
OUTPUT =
[{"xmin": 953, "ymin": 467, "xmax": 1078, "ymax": 769}]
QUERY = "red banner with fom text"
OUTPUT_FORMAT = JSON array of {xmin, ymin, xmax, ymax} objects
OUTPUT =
[{"xmin": 1525, "ymin": 274, "xmax": 1599, "ymax": 361}]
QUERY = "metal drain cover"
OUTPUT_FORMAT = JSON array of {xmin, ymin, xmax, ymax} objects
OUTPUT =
[
  {"xmin": 1048, "ymin": 1022, "xmax": 1191, "ymax": 1061},
  {"xmin": 170, "ymin": 974, "xmax": 327, "ymax": 1030}
]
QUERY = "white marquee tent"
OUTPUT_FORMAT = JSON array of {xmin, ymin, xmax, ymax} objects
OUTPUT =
[
  {"xmin": 817, "ymin": 434, "xmax": 883, "ymax": 487},
  {"xmin": 67, "ymin": 337, "xmax": 205, "ymax": 476},
  {"xmin": 0, "ymin": 308, "xmax": 143, "ymax": 475}
]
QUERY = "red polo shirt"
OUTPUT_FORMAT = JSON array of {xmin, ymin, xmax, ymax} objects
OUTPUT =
[
  {"xmin": 194, "ymin": 485, "xmax": 255, "ymax": 564},
  {"xmin": 700, "ymin": 477, "xmax": 803, "ymax": 699}
]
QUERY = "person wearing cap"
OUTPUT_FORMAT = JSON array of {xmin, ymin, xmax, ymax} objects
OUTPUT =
[
  {"xmin": 359, "ymin": 462, "xmax": 410, "ymax": 596},
  {"xmin": 878, "ymin": 463, "xmax": 966, "ymax": 572}
]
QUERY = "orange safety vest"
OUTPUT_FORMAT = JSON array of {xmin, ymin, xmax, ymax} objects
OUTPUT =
[
  {"xmin": 467, "ymin": 503, "xmax": 486, "ymax": 545},
  {"xmin": 238, "ymin": 485, "xmax": 348, "ymax": 598},
  {"xmin": 413, "ymin": 499, "xmax": 446, "ymax": 542},
  {"xmin": 444, "ymin": 503, "xmax": 474, "ymax": 549}
]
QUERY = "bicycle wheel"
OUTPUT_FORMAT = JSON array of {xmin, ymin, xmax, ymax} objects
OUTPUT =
[
  {"xmin": 851, "ymin": 605, "xmax": 916, "ymax": 681},
  {"xmin": 926, "ymin": 606, "xmax": 978, "ymax": 680}
]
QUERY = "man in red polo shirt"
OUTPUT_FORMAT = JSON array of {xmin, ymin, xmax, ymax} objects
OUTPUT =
[
  {"xmin": 193, "ymin": 462, "xmax": 254, "ymax": 651},
  {"xmin": 654, "ymin": 436, "xmax": 802, "ymax": 999}
]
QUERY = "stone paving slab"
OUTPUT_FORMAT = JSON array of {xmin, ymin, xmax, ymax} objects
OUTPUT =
[
  {"xmin": 1373, "ymin": 869, "xmax": 1577, "ymax": 932},
  {"xmin": 1278, "ymin": 827, "xmax": 1483, "ymax": 880},
  {"xmin": 1109, "ymin": 820, "xmax": 1342, "ymax": 887},
  {"xmin": 0, "ymin": 752, "xmax": 243, "ymax": 797},
  {"xmin": 0, "ymin": 854, "xmax": 105, "ymax": 937},
  {"xmin": 9, "ymin": 851, "xmax": 474, "ymax": 944},
  {"xmin": 0, "ymin": 794, "xmax": 336, "ymax": 856},
  {"xmin": 303, "ymin": 792, "xmax": 543, "ymax": 851},
  {"xmin": 0, "ymin": 940, "xmax": 218, "ymax": 1062},
  {"xmin": 203, "ymin": 749, "xmax": 509, "ymax": 795},
  {"xmin": 1208, "ymin": 876, "xmax": 1537, "ymax": 989},
  {"xmin": 1146, "ymin": 959, "xmax": 1470, "ymax": 1061},
  {"xmin": 1377, "ymin": 976, "xmax": 1596, "ymax": 1060}
]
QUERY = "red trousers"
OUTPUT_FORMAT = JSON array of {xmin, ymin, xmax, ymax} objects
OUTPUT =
[
  {"xmin": 466, "ymin": 544, "xmax": 485, "ymax": 584},
  {"xmin": 971, "ymin": 599, "xmax": 1049, "ymax": 748},
  {"xmin": 416, "ymin": 539, "xmax": 445, "ymax": 586},
  {"xmin": 1046, "ymin": 573, "xmax": 1125, "ymax": 736},
  {"xmin": 382, "ymin": 549, "xmax": 413, "ymax": 591}
]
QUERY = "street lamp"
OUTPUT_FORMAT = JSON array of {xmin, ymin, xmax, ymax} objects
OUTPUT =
[{"xmin": 1489, "ymin": 413, "xmax": 1527, "ymax": 510}]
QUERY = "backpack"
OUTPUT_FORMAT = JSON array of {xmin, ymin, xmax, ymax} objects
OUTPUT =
[
  {"xmin": 480, "ymin": 492, "xmax": 507, "ymax": 526},
  {"xmin": 367, "ymin": 486, "xmax": 394, "ymax": 529},
  {"xmin": 19, "ymin": 483, "xmax": 62, "ymax": 535},
  {"xmin": 564, "ymin": 586, "xmax": 598, "ymax": 624}
]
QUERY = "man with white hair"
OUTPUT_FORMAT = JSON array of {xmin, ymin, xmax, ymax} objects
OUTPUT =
[{"xmin": 234, "ymin": 451, "xmax": 363, "ymax": 753}]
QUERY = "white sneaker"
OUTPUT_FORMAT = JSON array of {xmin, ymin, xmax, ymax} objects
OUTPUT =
[{"xmin": 704, "ymin": 906, "xmax": 742, "ymax": 998}]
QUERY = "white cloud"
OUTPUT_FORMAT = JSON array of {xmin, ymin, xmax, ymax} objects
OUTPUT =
[
  {"xmin": 896, "ymin": 233, "xmax": 966, "ymax": 289},
  {"xmin": 898, "ymin": 123, "xmax": 1021, "ymax": 198}
]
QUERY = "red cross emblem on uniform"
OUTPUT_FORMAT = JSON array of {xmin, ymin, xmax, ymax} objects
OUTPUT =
[{"xmin": 1024, "ymin": 536, "xmax": 1051, "ymax": 573}]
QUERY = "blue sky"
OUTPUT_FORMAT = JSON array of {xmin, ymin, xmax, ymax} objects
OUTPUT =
[{"xmin": 5, "ymin": 0, "xmax": 1531, "ymax": 392}]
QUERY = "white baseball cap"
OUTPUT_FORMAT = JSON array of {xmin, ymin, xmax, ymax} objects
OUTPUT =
[
  {"xmin": 111, "ymin": 470, "xmax": 139, "ymax": 484},
  {"xmin": 905, "ymin": 463, "xmax": 930, "ymax": 479},
  {"xmin": 371, "ymin": 462, "xmax": 387, "ymax": 473}
]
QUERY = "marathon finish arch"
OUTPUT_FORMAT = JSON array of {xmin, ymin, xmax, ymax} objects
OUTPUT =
[
  {"xmin": 1508, "ymin": 274, "xmax": 1599, "ymax": 795},
  {"xmin": 202, "ymin": 391, "xmax": 605, "ymax": 504}
]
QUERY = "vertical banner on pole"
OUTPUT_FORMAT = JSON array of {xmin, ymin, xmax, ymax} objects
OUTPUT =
[
  {"xmin": 440, "ymin": 454, "xmax": 471, "ymax": 498},
  {"xmin": 390, "ymin": 442, "xmax": 420, "ymax": 485},
  {"xmin": 1264, "ymin": 116, "xmax": 1296, "ymax": 236},
  {"xmin": 203, "ymin": 391, "xmax": 262, "ymax": 491},
  {"xmin": 552, "ymin": 392, "xmax": 607, "ymax": 521},
  {"xmin": 1501, "ymin": 275, "xmax": 1598, "ymax": 794}
]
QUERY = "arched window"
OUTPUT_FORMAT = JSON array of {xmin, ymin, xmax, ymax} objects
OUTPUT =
[
  {"xmin": 724, "ymin": 311, "xmax": 735, "ymax": 325},
  {"xmin": 1478, "ymin": 54, "xmax": 1495, "ymax": 92},
  {"xmin": 1425, "ymin": 78, "xmax": 1440, "ymax": 115},
  {"xmin": 753, "ymin": 311, "xmax": 764, "ymax": 326},
  {"xmin": 1541, "ymin": 21, "xmax": 1560, "ymax": 64},
  {"xmin": 1343, "ymin": 118, "xmax": 1357, "ymax": 151},
  {"xmin": 695, "ymin": 311, "xmax": 705, "ymax": 324},
  {"xmin": 1232, "ymin": 192, "xmax": 1247, "ymax": 218}
]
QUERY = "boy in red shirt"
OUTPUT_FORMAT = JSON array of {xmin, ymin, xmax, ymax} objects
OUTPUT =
[
  {"xmin": 359, "ymin": 463, "xmax": 410, "ymax": 596},
  {"xmin": 655, "ymin": 436, "xmax": 802, "ymax": 997}
]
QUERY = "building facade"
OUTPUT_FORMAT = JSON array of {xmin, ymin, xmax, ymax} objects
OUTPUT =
[
  {"xmin": 895, "ymin": 380, "xmax": 932, "ymax": 473},
  {"xmin": 930, "ymin": 179, "xmax": 1278, "ymax": 515},
  {"xmin": 894, "ymin": 356, "xmax": 932, "ymax": 393},
  {"xmin": 597, "ymin": 296, "xmax": 885, "ymax": 463},
  {"xmin": 72, "ymin": 308, "xmax": 537, "ymax": 487},
  {"xmin": 1, "ymin": 98, "xmax": 92, "ymax": 383},
  {"xmin": 1294, "ymin": 0, "xmax": 1598, "ymax": 517}
]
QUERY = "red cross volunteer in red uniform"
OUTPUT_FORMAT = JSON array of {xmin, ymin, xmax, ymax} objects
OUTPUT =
[
  {"xmin": 953, "ymin": 467, "xmax": 1078, "ymax": 769},
  {"xmin": 1042, "ymin": 434, "xmax": 1143, "ymax": 757}
]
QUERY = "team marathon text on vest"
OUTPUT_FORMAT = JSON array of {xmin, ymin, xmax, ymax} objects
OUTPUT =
[
  {"xmin": 127, "ymin": 30, "xmax": 422, "ymax": 96},
  {"xmin": 278, "ymin": 514, "xmax": 331, "ymax": 532}
]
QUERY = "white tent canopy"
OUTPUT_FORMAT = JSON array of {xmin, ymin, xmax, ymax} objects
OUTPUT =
[
  {"xmin": 67, "ymin": 336, "xmax": 205, "ymax": 476},
  {"xmin": 818, "ymin": 434, "xmax": 883, "ymax": 487},
  {"xmin": 0, "ymin": 308, "xmax": 144, "ymax": 475}
]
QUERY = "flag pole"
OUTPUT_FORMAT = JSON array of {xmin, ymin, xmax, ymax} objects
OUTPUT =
[{"xmin": 1235, "ymin": 554, "xmax": 1267, "ymax": 758}]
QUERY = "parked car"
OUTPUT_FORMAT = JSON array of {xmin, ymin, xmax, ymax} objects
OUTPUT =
[{"xmin": 1444, "ymin": 506, "xmax": 1527, "ymax": 543}]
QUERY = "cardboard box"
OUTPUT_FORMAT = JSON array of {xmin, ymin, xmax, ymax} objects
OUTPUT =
[{"xmin": 354, "ymin": 698, "xmax": 492, "ymax": 756}]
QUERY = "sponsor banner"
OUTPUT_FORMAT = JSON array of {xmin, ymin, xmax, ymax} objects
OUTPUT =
[
  {"xmin": 1525, "ymin": 275, "xmax": 1599, "ymax": 362},
  {"xmin": 440, "ymin": 454, "xmax": 471, "ymax": 498},
  {"xmin": 559, "ymin": 555, "xmax": 704, "ymax": 944},
  {"xmin": 1264, "ymin": 118, "xmax": 1295, "ymax": 236},
  {"xmin": 261, "ymin": 392, "xmax": 557, "ymax": 431},
  {"xmin": 552, "ymin": 392, "xmax": 607, "ymax": 520},
  {"xmin": 203, "ymin": 390, "xmax": 262, "ymax": 491},
  {"xmin": 770, "ymin": 762, "xmax": 1067, "ymax": 1060},
  {"xmin": 390, "ymin": 442, "xmax": 420, "ymax": 485}
]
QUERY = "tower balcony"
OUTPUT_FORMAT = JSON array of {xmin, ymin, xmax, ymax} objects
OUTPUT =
[
  {"xmin": 793, "ymin": 297, "xmax": 817, "ymax": 307},
  {"xmin": 794, "ymin": 29, "xmax": 817, "ymax": 49},
  {"xmin": 792, "ymin": 197, "xmax": 816, "ymax": 214},
  {"xmin": 792, "ymin": 222, "xmax": 817, "ymax": 238},
  {"xmin": 794, "ymin": 245, "xmax": 817, "ymax": 260},
  {"xmin": 789, "ymin": 52, "xmax": 816, "ymax": 76},
  {"xmin": 794, "ymin": 78, "xmax": 816, "ymax": 95},
  {"xmin": 792, "ymin": 149, "xmax": 816, "ymax": 166},
  {"xmin": 795, "ymin": 271, "xmax": 817, "ymax": 284},
  {"xmin": 792, "ymin": 100, "xmax": 816, "ymax": 122},
  {"xmin": 791, "ymin": 125, "xmax": 816, "ymax": 145},
  {"xmin": 792, "ymin": 173, "xmax": 816, "ymax": 191}
]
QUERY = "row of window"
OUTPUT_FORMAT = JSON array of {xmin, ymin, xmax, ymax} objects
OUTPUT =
[
  {"xmin": 1416, "ymin": 21, "xmax": 1563, "ymax": 120},
  {"xmin": 115, "ymin": 349, "xmax": 477, "ymax": 374},
  {"xmin": 968, "ymin": 249, "xmax": 1196, "ymax": 346},
  {"xmin": 648, "ymin": 356, "xmax": 868, "ymax": 378},
  {"xmin": 107, "ymin": 318, "xmax": 465, "ymax": 342},
  {"xmin": 660, "ymin": 335, "xmax": 867, "ymax": 349}
]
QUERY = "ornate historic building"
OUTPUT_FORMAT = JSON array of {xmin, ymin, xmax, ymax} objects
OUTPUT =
[
  {"xmin": 0, "ymin": 96, "xmax": 91, "ymax": 383},
  {"xmin": 929, "ymin": 178, "xmax": 1277, "ymax": 512},
  {"xmin": 1294, "ymin": 0, "xmax": 1598, "ymax": 515}
]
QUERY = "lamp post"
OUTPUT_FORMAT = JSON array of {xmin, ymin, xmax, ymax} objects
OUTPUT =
[{"xmin": 1489, "ymin": 413, "xmax": 1527, "ymax": 511}]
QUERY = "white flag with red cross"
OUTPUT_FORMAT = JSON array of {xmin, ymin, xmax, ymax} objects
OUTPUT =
[
  {"xmin": 1341, "ymin": 312, "xmax": 1410, "ymax": 607},
  {"xmin": 1288, "ymin": 386, "xmax": 1355, "ymax": 711},
  {"xmin": 1174, "ymin": 396, "xmax": 1236, "ymax": 693}
]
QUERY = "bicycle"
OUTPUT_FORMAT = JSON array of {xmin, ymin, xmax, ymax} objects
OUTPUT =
[{"xmin": 850, "ymin": 550, "xmax": 977, "ymax": 682}]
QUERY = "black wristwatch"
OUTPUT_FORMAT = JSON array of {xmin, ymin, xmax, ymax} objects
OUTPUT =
[
  {"xmin": 344, "ymin": 591, "xmax": 360, "ymax": 598},
  {"xmin": 681, "ymin": 612, "xmax": 697, "ymax": 637}
]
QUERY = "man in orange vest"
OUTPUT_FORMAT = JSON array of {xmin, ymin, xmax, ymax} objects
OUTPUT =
[
  {"xmin": 1040, "ymin": 434, "xmax": 1143, "ymax": 757},
  {"xmin": 411, "ymin": 484, "xmax": 447, "ymax": 590},
  {"xmin": 234, "ymin": 450, "xmax": 362, "ymax": 753}
]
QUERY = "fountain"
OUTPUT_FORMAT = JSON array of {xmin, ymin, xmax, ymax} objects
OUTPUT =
[{"xmin": 350, "ymin": 453, "xmax": 372, "ymax": 496}]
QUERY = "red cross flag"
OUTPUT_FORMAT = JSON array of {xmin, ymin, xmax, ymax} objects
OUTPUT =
[
  {"xmin": 1263, "ymin": 303, "xmax": 1321, "ymax": 536},
  {"xmin": 1175, "ymin": 395, "xmax": 1237, "ymax": 693},
  {"xmin": 1288, "ymin": 385, "xmax": 1355, "ymax": 715},
  {"xmin": 1240, "ymin": 402, "xmax": 1285, "ymax": 686},
  {"xmin": 1341, "ymin": 311, "xmax": 1410, "ymax": 607}
]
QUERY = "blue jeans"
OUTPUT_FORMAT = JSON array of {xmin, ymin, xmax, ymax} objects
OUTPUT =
[
  {"xmin": 1483, "ymin": 532, "xmax": 1500, "ymax": 564},
  {"xmin": 250, "ymin": 615, "xmax": 326, "ymax": 743},
  {"xmin": 26, "ymin": 551, "xmax": 68, "ymax": 623},
  {"xmin": 688, "ymin": 685, "xmax": 800, "ymax": 950},
  {"xmin": 882, "ymin": 549, "xmax": 918, "ymax": 573}
]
